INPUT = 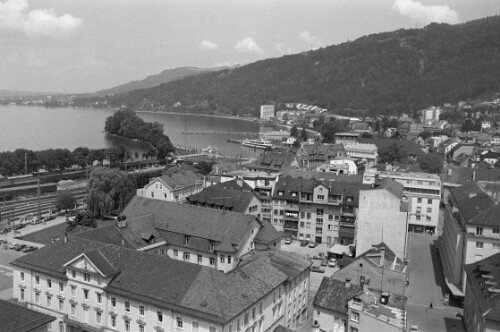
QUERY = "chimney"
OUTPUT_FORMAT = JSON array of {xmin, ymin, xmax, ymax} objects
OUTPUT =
[
  {"xmin": 380, "ymin": 247, "xmax": 385, "ymax": 267},
  {"xmin": 345, "ymin": 277, "xmax": 352, "ymax": 289}
]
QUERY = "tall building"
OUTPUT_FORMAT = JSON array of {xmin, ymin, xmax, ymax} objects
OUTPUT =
[
  {"xmin": 440, "ymin": 182, "xmax": 500, "ymax": 298},
  {"xmin": 11, "ymin": 238, "xmax": 311, "ymax": 332},
  {"xmin": 363, "ymin": 169, "xmax": 441, "ymax": 233},
  {"xmin": 260, "ymin": 105, "xmax": 275, "ymax": 120},
  {"xmin": 421, "ymin": 106, "xmax": 442, "ymax": 123},
  {"xmin": 355, "ymin": 179, "xmax": 409, "ymax": 259}
]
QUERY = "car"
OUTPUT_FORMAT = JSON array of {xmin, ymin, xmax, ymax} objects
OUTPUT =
[
  {"xmin": 410, "ymin": 325, "xmax": 419, "ymax": 332},
  {"xmin": 43, "ymin": 215, "xmax": 56, "ymax": 222},
  {"xmin": 310, "ymin": 266, "xmax": 325, "ymax": 273},
  {"xmin": 284, "ymin": 238, "xmax": 292, "ymax": 245},
  {"xmin": 328, "ymin": 258, "xmax": 337, "ymax": 267},
  {"xmin": 300, "ymin": 240, "xmax": 309, "ymax": 247},
  {"xmin": 8, "ymin": 243, "xmax": 19, "ymax": 250},
  {"xmin": 320, "ymin": 258, "xmax": 328, "ymax": 266},
  {"xmin": 308, "ymin": 242, "xmax": 318, "ymax": 248},
  {"xmin": 16, "ymin": 244, "xmax": 27, "ymax": 251},
  {"xmin": 13, "ymin": 224, "xmax": 25, "ymax": 230},
  {"xmin": 24, "ymin": 246, "xmax": 38, "ymax": 252}
]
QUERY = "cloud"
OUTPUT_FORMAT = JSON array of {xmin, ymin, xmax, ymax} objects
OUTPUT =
[
  {"xmin": 299, "ymin": 31, "xmax": 323, "ymax": 49},
  {"xmin": 0, "ymin": 0, "xmax": 82, "ymax": 37},
  {"xmin": 274, "ymin": 43, "xmax": 293, "ymax": 54},
  {"xmin": 234, "ymin": 37, "xmax": 263, "ymax": 54},
  {"xmin": 393, "ymin": 0, "xmax": 459, "ymax": 25},
  {"xmin": 199, "ymin": 39, "xmax": 219, "ymax": 51}
]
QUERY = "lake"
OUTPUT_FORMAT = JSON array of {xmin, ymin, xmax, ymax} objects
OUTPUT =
[{"xmin": 0, "ymin": 105, "xmax": 264, "ymax": 158}]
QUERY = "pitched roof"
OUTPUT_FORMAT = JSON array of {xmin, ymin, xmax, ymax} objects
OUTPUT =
[
  {"xmin": 246, "ymin": 152, "xmax": 299, "ymax": 171},
  {"xmin": 474, "ymin": 168, "xmax": 500, "ymax": 182},
  {"xmin": 464, "ymin": 252, "xmax": 500, "ymax": 322},
  {"xmin": 440, "ymin": 166, "xmax": 473, "ymax": 186},
  {"xmin": 449, "ymin": 183, "xmax": 500, "ymax": 226},
  {"xmin": 313, "ymin": 278, "xmax": 362, "ymax": 314},
  {"xmin": 12, "ymin": 239, "xmax": 298, "ymax": 324},
  {"xmin": 154, "ymin": 171, "xmax": 204, "ymax": 190},
  {"xmin": 238, "ymin": 250, "xmax": 311, "ymax": 281},
  {"xmin": 253, "ymin": 219, "xmax": 283, "ymax": 244},
  {"xmin": 187, "ymin": 180, "xmax": 256, "ymax": 213},
  {"xmin": 0, "ymin": 299, "xmax": 56, "ymax": 332},
  {"xmin": 281, "ymin": 169, "xmax": 363, "ymax": 183},
  {"xmin": 376, "ymin": 178, "xmax": 404, "ymax": 199},
  {"xmin": 357, "ymin": 242, "xmax": 406, "ymax": 273},
  {"xmin": 358, "ymin": 138, "xmax": 424, "ymax": 156}
]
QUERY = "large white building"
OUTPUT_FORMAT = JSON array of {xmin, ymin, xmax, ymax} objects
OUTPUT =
[
  {"xmin": 136, "ymin": 171, "xmax": 205, "ymax": 203},
  {"xmin": 343, "ymin": 143, "xmax": 378, "ymax": 167},
  {"xmin": 260, "ymin": 105, "xmax": 275, "ymax": 120},
  {"xmin": 11, "ymin": 238, "xmax": 311, "ymax": 332},
  {"xmin": 363, "ymin": 168, "xmax": 441, "ymax": 233},
  {"xmin": 421, "ymin": 106, "xmax": 442, "ymax": 123}
]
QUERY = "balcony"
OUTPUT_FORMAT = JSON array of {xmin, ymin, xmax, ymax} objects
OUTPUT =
[{"xmin": 284, "ymin": 221, "xmax": 299, "ymax": 231}]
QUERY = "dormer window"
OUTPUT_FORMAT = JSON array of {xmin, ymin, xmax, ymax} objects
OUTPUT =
[
  {"xmin": 185, "ymin": 236, "xmax": 190, "ymax": 245},
  {"xmin": 210, "ymin": 242, "xmax": 215, "ymax": 250},
  {"xmin": 278, "ymin": 191, "xmax": 284, "ymax": 196}
]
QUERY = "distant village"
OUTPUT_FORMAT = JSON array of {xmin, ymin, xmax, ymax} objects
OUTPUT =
[{"xmin": 3, "ymin": 99, "xmax": 500, "ymax": 332}]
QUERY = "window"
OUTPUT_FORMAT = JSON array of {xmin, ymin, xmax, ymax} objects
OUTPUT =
[
  {"xmin": 71, "ymin": 285, "xmax": 76, "ymax": 297},
  {"xmin": 59, "ymin": 299, "xmax": 64, "ymax": 311},
  {"xmin": 416, "ymin": 215, "xmax": 421, "ymax": 221},
  {"xmin": 35, "ymin": 293, "xmax": 40, "ymax": 304},
  {"xmin": 306, "ymin": 222, "xmax": 311, "ymax": 228},
  {"xmin": 210, "ymin": 258, "xmax": 215, "ymax": 265},
  {"xmin": 177, "ymin": 316, "xmax": 183, "ymax": 328},
  {"xmin": 210, "ymin": 242, "xmax": 215, "ymax": 250},
  {"xmin": 83, "ymin": 308, "xmax": 89, "ymax": 323},
  {"xmin": 244, "ymin": 312, "xmax": 249, "ymax": 325},
  {"xmin": 71, "ymin": 303, "xmax": 76, "ymax": 317},
  {"xmin": 427, "ymin": 208, "xmax": 432, "ymax": 213},
  {"xmin": 198, "ymin": 255, "xmax": 203, "ymax": 263},
  {"xmin": 426, "ymin": 216, "xmax": 431, "ymax": 222},
  {"xmin": 328, "ymin": 225, "xmax": 333, "ymax": 231},
  {"xmin": 300, "ymin": 212, "xmax": 305, "ymax": 218},
  {"xmin": 125, "ymin": 300, "xmax": 130, "ymax": 312},
  {"xmin": 125, "ymin": 321, "xmax": 130, "ymax": 331},
  {"xmin": 96, "ymin": 293, "xmax": 102, "ymax": 304},
  {"xmin": 71, "ymin": 270, "xmax": 76, "ymax": 278},
  {"xmin": 83, "ymin": 289, "xmax": 89, "ymax": 300},
  {"xmin": 417, "ymin": 198, "xmax": 422, "ymax": 203},
  {"xmin": 111, "ymin": 297, "xmax": 116, "ymax": 308},
  {"xmin": 185, "ymin": 236, "xmax": 190, "ymax": 244},
  {"xmin": 317, "ymin": 195, "xmax": 324, "ymax": 200},
  {"xmin": 328, "ymin": 214, "xmax": 333, "ymax": 221},
  {"xmin": 477, "ymin": 227, "xmax": 483, "ymax": 235},
  {"xmin": 139, "ymin": 325, "xmax": 144, "ymax": 332},
  {"xmin": 83, "ymin": 273, "xmax": 90, "ymax": 282},
  {"xmin": 493, "ymin": 243, "xmax": 500, "ymax": 251},
  {"xmin": 174, "ymin": 249, "xmax": 179, "ymax": 257},
  {"xmin": 193, "ymin": 321, "xmax": 200, "ymax": 332},
  {"xmin": 184, "ymin": 252, "xmax": 190, "ymax": 260},
  {"xmin": 111, "ymin": 316, "xmax": 116, "ymax": 328},
  {"xmin": 157, "ymin": 310, "xmax": 163, "ymax": 322},
  {"xmin": 306, "ymin": 213, "xmax": 311, "ymax": 219},
  {"xmin": 300, "ymin": 222, "xmax": 305, "ymax": 228},
  {"xmin": 139, "ymin": 305, "xmax": 145, "ymax": 316},
  {"xmin": 20, "ymin": 289, "xmax": 24, "ymax": 301},
  {"xmin": 20, "ymin": 272, "xmax": 24, "ymax": 281},
  {"xmin": 220, "ymin": 255, "xmax": 226, "ymax": 263},
  {"xmin": 274, "ymin": 209, "xmax": 278, "ymax": 215},
  {"xmin": 416, "ymin": 207, "xmax": 422, "ymax": 213},
  {"xmin": 47, "ymin": 296, "xmax": 52, "ymax": 308},
  {"xmin": 96, "ymin": 312, "xmax": 102, "ymax": 325},
  {"xmin": 351, "ymin": 312, "xmax": 359, "ymax": 322},
  {"xmin": 59, "ymin": 282, "xmax": 64, "ymax": 292},
  {"xmin": 59, "ymin": 322, "xmax": 63, "ymax": 332},
  {"xmin": 252, "ymin": 307, "xmax": 256, "ymax": 318},
  {"xmin": 494, "ymin": 228, "xmax": 500, "ymax": 234},
  {"xmin": 151, "ymin": 192, "xmax": 154, "ymax": 198},
  {"xmin": 476, "ymin": 241, "xmax": 484, "ymax": 249},
  {"xmin": 228, "ymin": 255, "xmax": 232, "ymax": 264},
  {"xmin": 35, "ymin": 276, "xmax": 40, "ymax": 285},
  {"xmin": 317, "ymin": 209, "xmax": 323, "ymax": 216}
]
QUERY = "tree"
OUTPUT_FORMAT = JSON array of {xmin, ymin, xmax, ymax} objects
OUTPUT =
[
  {"xmin": 360, "ymin": 132, "xmax": 373, "ymax": 138},
  {"xmin": 419, "ymin": 131, "xmax": 433, "ymax": 140},
  {"xmin": 87, "ymin": 167, "xmax": 136, "ymax": 217},
  {"xmin": 67, "ymin": 210, "xmax": 97, "ymax": 232},
  {"xmin": 461, "ymin": 118, "xmax": 475, "ymax": 132},
  {"xmin": 290, "ymin": 125, "xmax": 298, "ymax": 138},
  {"xmin": 301, "ymin": 127, "xmax": 308, "ymax": 141},
  {"xmin": 378, "ymin": 142, "xmax": 407, "ymax": 163},
  {"xmin": 55, "ymin": 191, "xmax": 77, "ymax": 213},
  {"xmin": 418, "ymin": 153, "xmax": 443, "ymax": 174}
]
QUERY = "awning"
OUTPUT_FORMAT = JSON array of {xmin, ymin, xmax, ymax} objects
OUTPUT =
[{"xmin": 328, "ymin": 244, "xmax": 352, "ymax": 256}]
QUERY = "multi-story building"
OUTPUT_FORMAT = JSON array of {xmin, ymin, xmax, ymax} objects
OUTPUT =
[
  {"xmin": 271, "ymin": 177, "xmax": 370, "ymax": 245},
  {"xmin": 136, "ymin": 171, "xmax": 205, "ymax": 202},
  {"xmin": 440, "ymin": 182, "xmax": 500, "ymax": 298},
  {"xmin": 355, "ymin": 179, "xmax": 409, "ymax": 259},
  {"xmin": 245, "ymin": 152, "xmax": 300, "ymax": 173},
  {"xmin": 260, "ymin": 105, "xmax": 275, "ymax": 120},
  {"xmin": 11, "ymin": 237, "xmax": 310, "ymax": 332},
  {"xmin": 316, "ymin": 160, "xmax": 357, "ymax": 175},
  {"xmin": 463, "ymin": 252, "xmax": 500, "ymax": 332},
  {"xmin": 363, "ymin": 168, "xmax": 441, "ymax": 233},
  {"xmin": 421, "ymin": 106, "xmax": 442, "ymax": 123},
  {"xmin": 293, "ymin": 144, "xmax": 346, "ymax": 169},
  {"xmin": 75, "ymin": 196, "xmax": 282, "ymax": 273},
  {"xmin": 334, "ymin": 133, "xmax": 359, "ymax": 147},
  {"xmin": 343, "ymin": 143, "xmax": 378, "ymax": 167}
]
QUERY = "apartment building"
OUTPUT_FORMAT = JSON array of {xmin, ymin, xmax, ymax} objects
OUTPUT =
[
  {"xmin": 343, "ymin": 143, "xmax": 378, "ymax": 167},
  {"xmin": 260, "ymin": 105, "xmax": 275, "ymax": 120},
  {"xmin": 363, "ymin": 168, "xmax": 441, "ymax": 233},
  {"xmin": 440, "ymin": 182, "xmax": 500, "ymax": 298},
  {"xmin": 136, "ymin": 171, "xmax": 205, "ymax": 202},
  {"xmin": 316, "ymin": 160, "xmax": 357, "ymax": 175},
  {"xmin": 11, "ymin": 238, "xmax": 310, "ymax": 332},
  {"xmin": 271, "ymin": 176, "xmax": 370, "ymax": 245},
  {"xmin": 293, "ymin": 144, "xmax": 346, "ymax": 169},
  {"xmin": 334, "ymin": 133, "xmax": 359, "ymax": 147}
]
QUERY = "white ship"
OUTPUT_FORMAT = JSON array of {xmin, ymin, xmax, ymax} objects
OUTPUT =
[{"xmin": 241, "ymin": 138, "xmax": 273, "ymax": 150}]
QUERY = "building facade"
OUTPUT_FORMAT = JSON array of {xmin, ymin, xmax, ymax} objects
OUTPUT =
[
  {"xmin": 343, "ymin": 143, "xmax": 378, "ymax": 167},
  {"xmin": 136, "ymin": 171, "xmax": 205, "ymax": 203},
  {"xmin": 260, "ymin": 105, "xmax": 275, "ymax": 120}
]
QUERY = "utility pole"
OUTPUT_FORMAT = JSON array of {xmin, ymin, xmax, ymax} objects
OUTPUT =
[{"xmin": 37, "ymin": 172, "xmax": 41, "ymax": 223}]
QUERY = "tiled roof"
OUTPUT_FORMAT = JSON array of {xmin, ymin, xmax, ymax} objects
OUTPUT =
[
  {"xmin": 376, "ymin": 178, "xmax": 404, "ymax": 199},
  {"xmin": 122, "ymin": 196, "xmax": 257, "ymax": 246},
  {"xmin": 474, "ymin": 168, "xmax": 500, "ymax": 182},
  {"xmin": 246, "ymin": 152, "xmax": 299, "ymax": 171},
  {"xmin": 449, "ymin": 183, "xmax": 500, "ymax": 226},
  {"xmin": 464, "ymin": 252, "xmax": 500, "ymax": 322},
  {"xmin": 238, "ymin": 250, "xmax": 311, "ymax": 281},
  {"xmin": 13, "ymin": 239, "xmax": 295, "ymax": 324},
  {"xmin": 74, "ymin": 224, "xmax": 136, "ymax": 249},
  {"xmin": 358, "ymin": 138, "xmax": 424, "ymax": 156},
  {"xmin": 313, "ymin": 278, "xmax": 362, "ymax": 314},
  {"xmin": 155, "ymin": 171, "xmax": 204, "ymax": 190},
  {"xmin": 187, "ymin": 180, "xmax": 256, "ymax": 213},
  {"xmin": 281, "ymin": 170, "xmax": 363, "ymax": 183},
  {"xmin": 0, "ymin": 299, "xmax": 56, "ymax": 332},
  {"xmin": 440, "ymin": 166, "xmax": 473, "ymax": 185},
  {"xmin": 357, "ymin": 242, "xmax": 406, "ymax": 273},
  {"xmin": 253, "ymin": 219, "xmax": 283, "ymax": 244}
]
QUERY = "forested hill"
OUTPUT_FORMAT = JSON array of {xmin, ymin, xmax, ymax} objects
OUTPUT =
[{"xmin": 88, "ymin": 15, "xmax": 500, "ymax": 116}]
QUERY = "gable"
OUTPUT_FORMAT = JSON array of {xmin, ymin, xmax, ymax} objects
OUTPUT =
[{"xmin": 63, "ymin": 254, "xmax": 103, "ymax": 276}]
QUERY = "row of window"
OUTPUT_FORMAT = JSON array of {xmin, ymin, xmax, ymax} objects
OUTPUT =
[
  {"xmin": 476, "ymin": 227, "xmax": 500, "ymax": 236},
  {"xmin": 476, "ymin": 241, "xmax": 500, "ymax": 250},
  {"xmin": 299, "ymin": 222, "xmax": 338, "ymax": 231},
  {"xmin": 172, "ymin": 250, "xmax": 231, "ymax": 265},
  {"xmin": 28, "ymin": 271, "xmax": 93, "ymax": 289}
]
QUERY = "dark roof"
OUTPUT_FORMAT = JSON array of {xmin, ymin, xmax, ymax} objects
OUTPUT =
[
  {"xmin": 0, "ymin": 299, "xmax": 56, "ymax": 332},
  {"xmin": 253, "ymin": 219, "xmax": 283, "ymax": 244},
  {"xmin": 246, "ymin": 152, "xmax": 299, "ymax": 171},
  {"xmin": 164, "ymin": 163, "xmax": 202, "ymax": 175},
  {"xmin": 449, "ymin": 183, "xmax": 500, "ymax": 226},
  {"xmin": 440, "ymin": 166, "xmax": 473, "ymax": 186},
  {"xmin": 357, "ymin": 242, "xmax": 406, "ymax": 273},
  {"xmin": 464, "ymin": 252, "xmax": 500, "ymax": 322},
  {"xmin": 358, "ymin": 138, "xmax": 424, "ymax": 156},
  {"xmin": 281, "ymin": 170, "xmax": 363, "ymax": 183},
  {"xmin": 313, "ymin": 278, "xmax": 362, "ymax": 314},
  {"xmin": 12, "ymin": 239, "xmax": 300, "ymax": 324},
  {"xmin": 74, "ymin": 224, "xmax": 136, "ymax": 249},
  {"xmin": 239, "ymin": 250, "xmax": 311, "ymax": 281},
  {"xmin": 474, "ymin": 168, "xmax": 500, "ymax": 182},
  {"xmin": 376, "ymin": 178, "xmax": 404, "ymax": 199},
  {"xmin": 187, "ymin": 180, "xmax": 256, "ymax": 213}
]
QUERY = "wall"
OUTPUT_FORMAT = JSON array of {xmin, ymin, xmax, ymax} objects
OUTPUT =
[
  {"xmin": 440, "ymin": 206, "xmax": 464, "ymax": 286},
  {"xmin": 313, "ymin": 307, "xmax": 346, "ymax": 332}
]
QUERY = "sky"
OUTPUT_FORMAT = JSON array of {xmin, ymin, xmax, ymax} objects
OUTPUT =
[{"xmin": 0, "ymin": 0, "xmax": 498, "ymax": 94}]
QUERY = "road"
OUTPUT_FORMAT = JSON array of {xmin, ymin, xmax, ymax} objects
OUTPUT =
[{"xmin": 406, "ymin": 232, "xmax": 465, "ymax": 332}]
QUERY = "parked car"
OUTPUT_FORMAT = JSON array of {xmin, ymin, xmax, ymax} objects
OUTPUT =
[
  {"xmin": 308, "ymin": 242, "xmax": 318, "ymax": 248},
  {"xmin": 300, "ymin": 240, "xmax": 309, "ymax": 247},
  {"xmin": 16, "ymin": 244, "xmax": 27, "ymax": 251},
  {"xmin": 13, "ymin": 224, "xmax": 25, "ymax": 230},
  {"xmin": 24, "ymin": 246, "xmax": 38, "ymax": 252},
  {"xmin": 410, "ymin": 325, "xmax": 419, "ymax": 332},
  {"xmin": 43, "ymin": 215, "xmax": 56, "ymax": 222},
  {"xmin": 285, "ymin": 238, "xmax": 292, "ymax": 245},
  {"xmin": 8, "ymin": 243, "xmax": 19, "ymax": 250},
  {"xmin": 310, "ymin": 266, "xmax": 325, "ymax": 273},
  {"xmin": 328, "ymin": 258, "xmax": 337, "ymax": 267},
  {"xmin": 320, "ymin": 258, "xmax": 328, "ymax": 266}
]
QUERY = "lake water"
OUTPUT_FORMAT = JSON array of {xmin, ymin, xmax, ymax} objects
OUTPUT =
[{"xmin": 0, "ymin": 105, "xmax": 263, "ymax": 158}]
